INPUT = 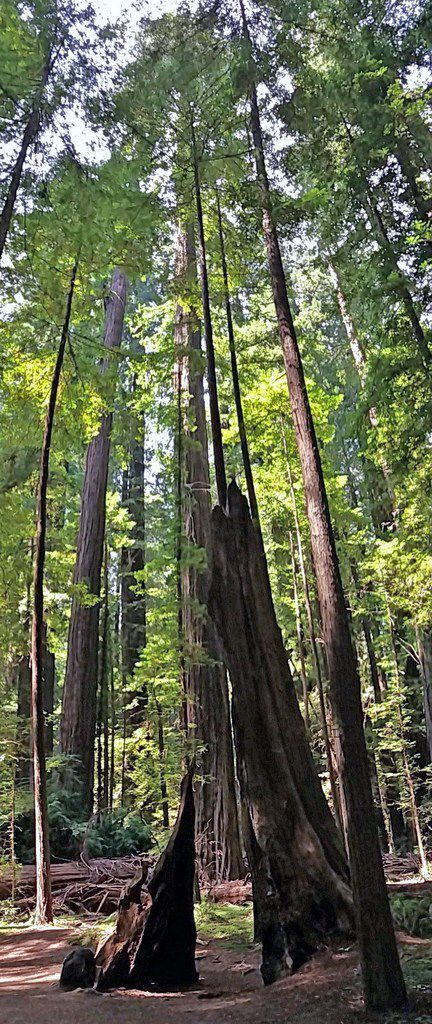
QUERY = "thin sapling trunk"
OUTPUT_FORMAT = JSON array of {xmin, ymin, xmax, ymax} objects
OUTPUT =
[{"xmin": 31, "ymin": 258, "xmax": 78, "ymax": 924}]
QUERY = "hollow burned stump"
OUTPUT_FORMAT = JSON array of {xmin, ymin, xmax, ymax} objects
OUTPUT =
[{"xmin": 97, "ymin": 769, "xmax": 198, "ymax": 992}]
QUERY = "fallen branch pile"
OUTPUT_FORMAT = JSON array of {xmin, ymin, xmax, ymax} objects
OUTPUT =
[
  {"xmin": 1, "ymin": 852, "xmax": 430, "ymax": 916},
  {"xmin": 0, "ymin": 856, "xmax": 153, "ymax": 915},
  {"xmin": 383, "ymin": 853, "xmax": 421, "ymax": 882}
]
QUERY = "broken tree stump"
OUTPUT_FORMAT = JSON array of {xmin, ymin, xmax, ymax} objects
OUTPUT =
[
  {"xmin": 96, "ymin": 861, "xmax": 150, "ymax": 990},
  {"xmin": 97, "ymin": 769, "xmax": 198, "ymax": 992},
  {"xmin": 128, "ymin": 768, "xmax": 198, "ymax": 990},
  {"xmin": 209, "ymin": 481, "xmax": 354, "ymax": 985}
]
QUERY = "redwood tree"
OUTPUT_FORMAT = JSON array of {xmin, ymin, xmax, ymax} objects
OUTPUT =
[
  {"xmin": 121, "ymin": 393, "xmax": 147, "ymax": 728},
  {"xmin": 192, "ymin": 123, "xmax": 353, "ymax": 975},
  {"xmin": 177, "ymin": 220, "xmax": 244, "ymax": 880},
  {"xmin": 239, "ymin": 0, "xmax": 406, "ymax": 1009},
  {"xmin": 60, "ymin": 268, "xmax": 127, "ymax": 817}
]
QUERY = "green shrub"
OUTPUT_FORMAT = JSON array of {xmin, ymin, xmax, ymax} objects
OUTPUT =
[
  {"xmin": 13, "ymin": 761, "xmax": 152, "ymax": 863},
  {"xmin": 390, "ymin": 893, "xmax": 432, "ymax": 939},
  {"xmin": 85, "ymin": 809, "xmax": 152, "ymax": 858}
]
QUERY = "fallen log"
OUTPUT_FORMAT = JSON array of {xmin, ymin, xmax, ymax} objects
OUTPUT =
[
  {"xmin": 1, "ymin": 844, "xmax": 425, "ymax": 915},
  {"xmin": 0, "ymin": 854, "xmax": 148, "ymax": 900}
]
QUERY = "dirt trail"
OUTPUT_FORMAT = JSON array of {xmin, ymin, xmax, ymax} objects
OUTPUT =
[{"xmin": 0, "ymin": 927, "xmax": 429, "ymax": 1024}]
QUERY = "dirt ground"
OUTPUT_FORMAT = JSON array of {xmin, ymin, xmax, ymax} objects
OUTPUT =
[{"xmin": 0, "ymin": 926, "xmax": 431, "ymax": 1024}]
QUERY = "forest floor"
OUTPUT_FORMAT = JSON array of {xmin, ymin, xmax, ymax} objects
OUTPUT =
[{"xmin": 0, "ymin": 910, "xmax": 431, "ymax": 1024}]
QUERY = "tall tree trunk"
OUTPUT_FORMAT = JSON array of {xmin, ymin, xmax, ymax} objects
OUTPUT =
[
  {"xmin": 15, "ymin": 655, "xmax": 32, "ymax": 784},
  {"xmin": 416, "ymin": 626, "xmax": 432, "ymax": 763},
  {"xmin": 174, "ymin": 347, "xmax": 188, "ymax": 737},
  {"xmin": 42, "ymin": 623, "xmax": 55, "ymax": 758},
  {"xmin": 289, "ymin": 529, "xmax": 310, "ymax": 729},
  {"xmin": 194, "ymin": 180, "xmax": 352, "ymax": 954},
  {"xmin": 31, "ymin": 259, "xmax": 78, "ymax": 924},
  {"xmin": 121, "ymin": 389, "xmax": 147, "ymax": 728},
  {"xmin": 193, "ymin": 122, "xmax": 352, "ymax": 964},
  {"xmin": 176, "ymin": 221, "xmax": 243, "ymax": 880},
  {"xmin": 240, "ymin": 4, "xmax": 406, "ymax": 1009},
  {"xmin": 349, "ymin": 561, "xmax": 385, "ymax": 705},
  {"xmin": 328, "ymin": 261, "xmax": 368, "ymax": 382},
  {"xmin": 193, "ymin": 147, "xmax": 353, "ymax": 960},
  {"xmin": 60, "ymin": 268, "xmax": 127, "ymax": 818},
  {"xmin": 328, "ymin": 259, "xmax": 396, "ymax": 523},
  {"xmin": 281, "ymin": 420, "xmax": 341, "ymax": 828},
  {"xmin": 110, "ymin": 592, "xmax": 120, "ymax": 811},
  {"xmin": 216, "ymin": 188, "xmax": 259, "ymax": 524},
  {"xmin": 97, "ymin": 545, "xmax": 110, "ymax": 811},
  {"xmin": 14, "ymin": 626, "xmax": 54, "ymax": 785},
  {"xmin": 191, "ymin": 119, "xmax": 227, "ymax": 507},
  {"xmin": 0, "ymin": 48, "xmax": 52, "ymax": 261},
  {"xmin": 385, "ymin": 598, "xmax": 429, "ymax": 876},
  {"xmin": 155, "ymin": 697, "xmax": 170, "ymax": 829},
  {"xmin": 210, "ymin": 482, "xmax": 353, "ymax": 981}
]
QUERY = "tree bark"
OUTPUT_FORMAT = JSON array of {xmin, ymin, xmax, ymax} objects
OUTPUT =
[
  {"xmin": 96, "ymin": 863, "xmax": 151, "ymax": 990},
  {"xmin": 121, "ymin": 388, "xmax": 147, "ymax": 727},
  {"xmin": 281, "ymin": 420, "xmax": 341, "ymax": 828},
  {"xmin": 97, "ymin": 545, "xmax": 110, "ymax": 812},
  {"xmin": 177, "ymin": 222, "xmax": 244, "ymax": 880},
  {"xmin": 129, "ymin": 769, "xmax": 197, "ymax": 990},
  {"xmin": 328, "ymin": 259, "xmax": 396, "ymax": 525},
  {"xmin": 60, "ymin": 268, "xmax": 127, "ymax": 817},
  {"xmin": 386, "ymin": 604, "xmax": 429, "ymax": 876},
  {"xmin": 42, "ymin": 622, "xmax": 55, "ymax": 758},
  {"xmin": 289, "ymin": 529, "xmax": 310, "ymax": 729},
  {"xmin": 155, "ymin": 698, "xmax": 170, "ymax": 829},
  {"xmin": 417, "ymin": 627, "xmax": 432, "ymax": 763},
  {"xmin": 15, "ymin": 655, "xmax": 32, "ymax": 784},
  {"xmin": 191, "ymin": 120, "xmax": 227, "ymax": 507},
  {"xmin": 240, "ymin": 4, "xmax": 406, "ymax": 1008},
  {"xmin": 210, "ymin": 482, "xmax": 353, "ymax": 983},
  {"xmin": 216, "ymin": 188, "xmax": 259, "ymax": 524},
  {"xmin": 31, "ymin": 258, "xmax": 78, "ymax": 924}
]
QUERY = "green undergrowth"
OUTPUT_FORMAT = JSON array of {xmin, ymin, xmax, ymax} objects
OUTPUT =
[
  {"xmin": 390, "ymin": 894, "xmax": 432, "ymax": 940},
  {"xmin": 195, "ymin": 898, "xmax": 254, "ymax": 950},
  {"xmin": 399, "ymin": 947, "xmax": 432, "ymax": 990}
]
